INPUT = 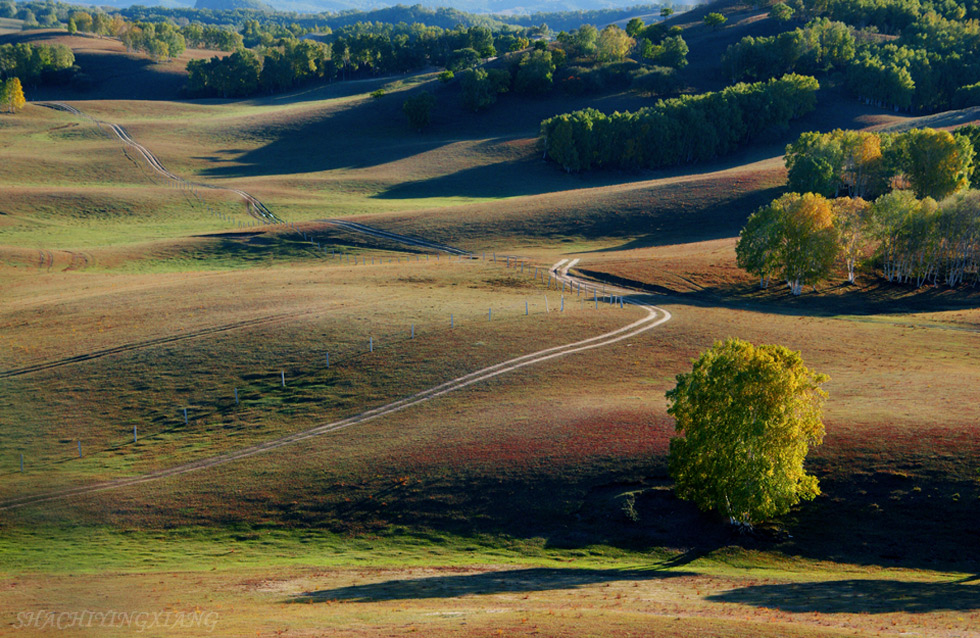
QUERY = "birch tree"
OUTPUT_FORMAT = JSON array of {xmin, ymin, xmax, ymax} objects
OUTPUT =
[
  {"xmin": 736, "ymin": 193, "xmax": 839, "ymax": 295},
  {"xmin": 832, "ymin": 196, "xmax": 870, "ymax": 283},
  {"xmin": 889, "ymin": 128, "xmax": 975, "ymax": 200}
]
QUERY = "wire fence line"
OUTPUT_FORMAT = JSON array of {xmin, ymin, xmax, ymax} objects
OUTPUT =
[
  {"xmin": 5, "ymin": 264, "xmax": 628, "ymax": 474},
  {"xmin": 9, "ymin": 103, "xmax": 632, "ymax": 475}
]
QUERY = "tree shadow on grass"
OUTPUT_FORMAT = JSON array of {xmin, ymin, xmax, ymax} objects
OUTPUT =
[
  {"xmin": 588, "ymin": 276, "xmax": 980, "ymax": 319},
  {"xmin": 287, "ymin": 567, "xmax": 692, "ymax": 603},
  {"xmin": 708, "ymin": 579, "xmax": 980, "ymax": 614}
]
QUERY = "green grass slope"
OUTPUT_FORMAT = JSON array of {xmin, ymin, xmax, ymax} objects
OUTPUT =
[{"xmin": 1, "ymin": 5, "xmax": 978, "ymax": 636}]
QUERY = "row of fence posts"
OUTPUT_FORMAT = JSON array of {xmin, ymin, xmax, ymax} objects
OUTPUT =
[
  {"xmin": 13, "ymin": 284, "xmax": 628, "ymax": 472},
  {"xmin": 18, "ymin": 189, "xmax": 629, "ymax": 471}
]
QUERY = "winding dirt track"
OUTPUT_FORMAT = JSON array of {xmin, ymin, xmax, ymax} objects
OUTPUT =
[
  {"xmin": 35, "ymin": 102, "xmax": 280, "ymax": 223},
  {"xmin": 0, "ymin": 288, "xmax": 669, "ymax": 511},
  {"xmin": 2, "ymin": 105, "xmax": 673, "ymax": 512}
]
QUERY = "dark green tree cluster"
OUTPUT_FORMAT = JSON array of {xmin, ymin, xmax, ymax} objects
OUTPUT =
[
  {"xmin": 458, "ymin": 66, "xmax": 511, "ymax": 111},
  {"xmin": 402, "ymin": 90, "xmax": 435, "ymax": 130},
  {"xmin": 0, "ymin": 42, "xmax": 74, "ymax": 84},
  {"xmin": 186, "ymin": 38, "xmax": 334, "ymax": 97},
  {"xmin": 844, "ymin": 38, "xmax": 980, "ymax": 112},
  {"xmin": 181, "ymin": 23, "xmax": 244, "ymax": 51},
  {"xmin": 622, "ymin": 18, "xmax": 690, "ymax": 69},
  {"xmin": 723, "ymin": 19, "xmax": 856, "ymax": 82},
  {"xmin": 822, "ymin": 0, "xmax": 924, "ymax": 33},
  {"xmin": 258, "ymin": 39, "xmax": 332, "ymax": 92},
  {"xmin": 186, "ymin": 50, "xmax": 260, "ymax": 97},
  {"xmin": 785, "ymin": 128, "xmax": 975, "ymax": 200},
  {"xmin": 120, "ymin": 21, "xmax": 187, "ymax": 60},
  {"xmin": 240, "ymin": 19, "xmax": 311, "ymax": 48},
  {"xmin": 540, "ymin": 74, "xmax": 820, "ymax": 172},
  {"xmin": 785, "ymin": 0, "xmax": 980, "ymax": 111},
  {"xmin": 329, "ymin": 23, "xmax": 518, "ymax": 78},
  {"xmin": 120, "ymin": 3, "xmax": 509, "ymax": 33}
]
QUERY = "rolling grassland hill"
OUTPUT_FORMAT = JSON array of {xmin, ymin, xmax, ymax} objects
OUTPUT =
[{"xmin": 1, "ymin": 2, "xmax": 978, "ymax": 636}]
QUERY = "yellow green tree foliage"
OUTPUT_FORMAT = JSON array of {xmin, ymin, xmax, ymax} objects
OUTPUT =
[
  {"xmin": 891, "ymin": 128, "xmax": 975, "ymax": 200},
  {"xmin": 595, "ymin": 25, "xmax": 634, "ymax": 63},
  {"xmin": 736, "ymin": 192, "xmax": 839, "ymax": 295},
  {"xmin": 787, "ymin": 128, "xmax": 974, "ymax": 200},
  {"xmin": 1, "ymin": 77, "xmax": 26, "ymax": 113},
  {"xmin": 667, "ymin": 338, "xmax": 828, "ymax": 528}
]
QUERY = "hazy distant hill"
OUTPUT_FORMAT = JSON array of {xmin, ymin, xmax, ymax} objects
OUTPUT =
[
  {"xmin": 127, "ymin": 0, "xmax": 685, "ymax": 17},
  {"xmin": 195, "ymin": 0, "xmax": 274, "ymax": 10}
]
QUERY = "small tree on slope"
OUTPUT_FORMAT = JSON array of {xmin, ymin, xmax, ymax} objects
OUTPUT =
[
  {"xmin": 1, "ymin": 77, "xmax": 26, "ymax": 113},
  {"xmin": 667, "ymin": 338, "xmax": 828, "ymax": 529}
]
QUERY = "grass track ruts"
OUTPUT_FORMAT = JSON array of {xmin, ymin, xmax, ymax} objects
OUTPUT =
[
  {"xmin": 0, "ymin": 313, "xmax": 316, "ymax": 379},
  {"xmin": 4, "ymin": 104, "xmax": 673, "ymax": 511},
  {"xmin": 33, "ymin": 102, "xmax": 279, "ymax": 223},
  {"xmin": 0, "ymin": 261, "xmax": 670, "ymax": 511}
]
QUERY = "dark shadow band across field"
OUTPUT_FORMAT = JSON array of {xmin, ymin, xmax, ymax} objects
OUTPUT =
[
  {"xmin": 577, "ymin": 269, "xmax": 980, "ymax": 320},
  {"xmin": 288, "ymin": 567, "xmax": 692, "ymax": 603},
  {"xmin": 708, "ymin": 578, "xmax": 980, "ymax": 614}
]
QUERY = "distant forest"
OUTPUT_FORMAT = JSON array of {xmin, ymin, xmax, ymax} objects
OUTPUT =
[{"xmin": 120, "ymin": 3, "xmax": 683, "ymax": 33}]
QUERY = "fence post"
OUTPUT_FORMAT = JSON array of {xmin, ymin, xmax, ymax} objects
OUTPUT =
[
  {"xmin": 451, "ymin": 314, "xmax": 454, "ymax": 328},
  {"xmin": 235, "ymin": 387, "xmax": 239, "ymax": 404},
  {"xmin": 325, "ymin": 352, "xmax": 330, "ymax": 368},
  {"xmin": 370, "ymin": 337, "xmax": 373, "ymax": 352},
  {"xmin": 525, "ymin": 300, "xmax": 528, "ymax": 316},
  {"xmin": 561, "ymin": 296, "xmax": 564, "ymax": 312},
  {"xmin": 20, "ymin": 453, "xmax": 24, "ymax": 472},
  {"xmin": 78, "ymin": 441, "xmax": 82, "ymax": 458},
  {"xmin": 183, "ymin": 408, "xmax": 188, "ymax": 425},
  {"xmin": 545, "ymin": 296, "xmax": 549, "ymax": 313},
  {"xmin": 281, "ymin": 371, "xmax": 286, "ymax": 387},
  {"xmin": 488, "ymin": 308, "xmax": 492, "ymax": 321},
  {"xmin": 411, "ymin": 324, "xmax": 415, "ymax": 339},
  {"xmin": 134, "ymin": 426, "xmax": 137, "ymax": 444}
]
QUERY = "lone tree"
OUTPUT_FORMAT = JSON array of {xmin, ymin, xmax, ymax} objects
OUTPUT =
[
  {"xmin": 666, "ymin": 338, "xmax": 828, "ymax": 529},
  {"xmin": 769, "ymin": 2, "xmax": 795, "ymax": 22},
  {"xmin": 402, "ymin": 90, "xmax": 436, "ymax": 131},
  {"xmin": 1, "ymin": 77, "xmax": 26, "ymax": 113},
  {"xmin": 703, "ymin": 12, "xmax": 728, "ymax": 29}
]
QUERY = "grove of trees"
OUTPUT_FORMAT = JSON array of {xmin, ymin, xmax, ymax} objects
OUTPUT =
[
  {"xmin": 667, "ymin": 338, "xmax": 828, "ymax": 528},
  {"xmin": 0, "ymin": 43, "xmax": 74, "ymax": 85},
  {"xmin": 712, "ymin": 0, "xmax": 980, "ymax": 112},
  {"xmin": 738, "ymin": 127, "xmax": 980, "ymax": 292},
  {"xmin": 540, "ymin": 74, "xmax": 820, "ymax": 172},
  {"xmin": 722, "ymin": 19, "xmax": 856, "ymax": 82},
  {"xmin": 120, "ymin": 21, "xmax": 186, "ymax": 60},
  {"xmin": 785, "ymin": 128, "xmax": 975, "ymax": 200}
]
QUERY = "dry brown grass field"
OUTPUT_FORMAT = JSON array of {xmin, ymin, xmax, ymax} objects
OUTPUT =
[{"xmin": 1, "ymin": 12, "xmax": 979, "ymax": 638}]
